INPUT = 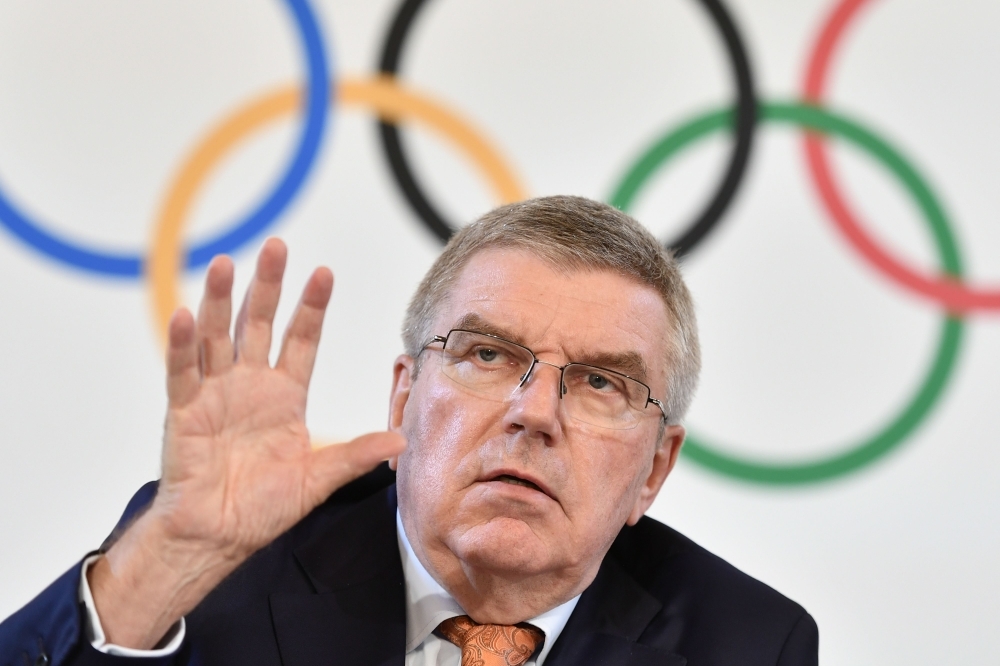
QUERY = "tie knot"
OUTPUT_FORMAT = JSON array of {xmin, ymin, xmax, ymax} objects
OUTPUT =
[{"xmin": 437, "ymin": 615, "xmax": 544, "ymax": 666}]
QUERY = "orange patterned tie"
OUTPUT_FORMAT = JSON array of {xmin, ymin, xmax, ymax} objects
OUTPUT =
[{"xmin": 437, "ymin": 615, "xmax": 544, "ymax": 666}]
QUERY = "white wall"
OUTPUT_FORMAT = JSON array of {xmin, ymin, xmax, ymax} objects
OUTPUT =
[{"xmin": 1, "ymin": 0, "xmax": 998, "ymax": 662}]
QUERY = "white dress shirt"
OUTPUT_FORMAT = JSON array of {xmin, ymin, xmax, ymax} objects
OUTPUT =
[
  {"xmin": 396, "ymin": 511, "xmax": 579, "ymax": 666},
  {"xmin": 79, "ymin": 554, "xmax": 186, "ymax": 657},
  {"xmin": 81, "ymin": 511, "xmax": 580, "ymax": 664}
]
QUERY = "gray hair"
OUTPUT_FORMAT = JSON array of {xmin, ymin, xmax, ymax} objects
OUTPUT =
[{"xmin": 402, "ymin": 195, "xmax": 700, "ymax": 424}]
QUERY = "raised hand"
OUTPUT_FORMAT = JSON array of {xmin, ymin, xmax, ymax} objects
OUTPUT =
[{"xmin": 89, "ymin": 239, "xmax": 405, "ymax": 649}]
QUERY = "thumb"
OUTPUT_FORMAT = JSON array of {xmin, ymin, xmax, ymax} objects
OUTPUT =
[{"xmin": 308, "ymin": 431, "xmax": 407, "ymax": 500}]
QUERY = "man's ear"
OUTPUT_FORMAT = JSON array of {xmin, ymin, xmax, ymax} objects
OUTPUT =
[
  {"xmin": 387, "ymin": 354, "xmax": 415, "ymax": 471},
  {"xmin": 626, "ymin": 425, "xmax": 685, "ymax": 526}
]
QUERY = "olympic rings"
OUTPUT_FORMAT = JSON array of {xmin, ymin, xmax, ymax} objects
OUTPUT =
[
  {"xmin": 375, "ymin": 0, "xmax": 759, "ymax": 258},
  {"xmin": 148, "ymin": 76, "xmax": 525, "ymax": 341},
  {"xmin": 802, "ymin": 0, "xmax": 1000, "ymax": 312},
  {"xmin": 0, "ymin": 0, "xmax": 331, "ymax": 278},
  {"xmin": 611, "ymin": 101, "xmax": 966, "ymax": 484},
  {"xmin": 2, "ymin": 1, "xmax": 989, "ymax": 486}
]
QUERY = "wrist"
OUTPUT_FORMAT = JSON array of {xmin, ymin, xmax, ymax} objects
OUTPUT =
[{"xmin": 89, "ymin": 510, "xmax": 242, "ymax": 649}]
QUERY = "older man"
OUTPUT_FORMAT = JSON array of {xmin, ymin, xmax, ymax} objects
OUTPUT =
[{"xmin": 1, "ymin": 196, "xmax": 817, "ymax": 665}]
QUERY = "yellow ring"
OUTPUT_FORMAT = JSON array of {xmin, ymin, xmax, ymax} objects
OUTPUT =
[{"xmin": 147, "ymin": 74, "xmax": 527, "ymax": 342}]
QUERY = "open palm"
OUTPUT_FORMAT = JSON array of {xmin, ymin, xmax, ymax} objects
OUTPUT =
[
  {"xmin": 91, "ymin": 239, "xmax": 404, "ymax": 649},
  {"xmin": 153, "ymin": 238, "xmax": 404, "ymax": 559}
]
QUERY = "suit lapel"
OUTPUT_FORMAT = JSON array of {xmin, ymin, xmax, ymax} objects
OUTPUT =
[
  {"xmin": 545, "ymin": 557, "xmax": 686, "ymax": 666},
  {"xmin": 268, "ymin": 482, "xmax": 683, "ymax": 666},
  {"xmin": 270, "ymin": 486, "xmax": 406, "ymax": 666}
]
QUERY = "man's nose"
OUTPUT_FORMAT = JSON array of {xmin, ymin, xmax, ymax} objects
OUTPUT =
[{"xmin": 503, "ymin": 361, "xmax": 564, "ymax": 443}]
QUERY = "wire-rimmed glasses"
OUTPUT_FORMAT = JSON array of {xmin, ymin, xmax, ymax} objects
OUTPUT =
[{"xmin": 423, "ymin": 329, "xmax": 668, "ymax": 430}]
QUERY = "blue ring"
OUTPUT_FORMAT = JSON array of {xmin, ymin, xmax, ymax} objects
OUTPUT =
[{"xmin": 0, "ymin": 0, "xmax": 331, "ymax": 278}]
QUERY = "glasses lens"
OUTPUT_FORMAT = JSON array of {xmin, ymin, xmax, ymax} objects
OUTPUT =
[
  {"xmin": 561, "ymin": 364, "xmax": 648, "ymax": 429},
  {"xmin": 439, "ymin": 331, "xmax": 533, "ymax": 399}
]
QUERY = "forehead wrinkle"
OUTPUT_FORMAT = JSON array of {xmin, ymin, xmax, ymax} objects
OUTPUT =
[
  {"xmin": 447, "ymin": 259, "xmax": 666, "ymax": 383},
  {"xmin": 449, "ymin": 278, "xmax": 564, "ymax": 346},
  {"xmin": 551, "ymin": 290, "xmax": 659, "ymax": 376}
]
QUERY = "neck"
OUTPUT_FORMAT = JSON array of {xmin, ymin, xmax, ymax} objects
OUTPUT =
[{"xmin": 401, "ymin": 512, "xmax": 598, "ymax": 624}]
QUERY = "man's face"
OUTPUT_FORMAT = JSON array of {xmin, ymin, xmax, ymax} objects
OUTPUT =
[{"xmin": 390, "ymin": 249, "xmax": 683, "ymax": 597}]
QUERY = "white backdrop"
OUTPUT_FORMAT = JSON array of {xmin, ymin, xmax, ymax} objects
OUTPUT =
[{"xmin": 2, "ymin": 0, "xmax": 999, "ymax": 662}]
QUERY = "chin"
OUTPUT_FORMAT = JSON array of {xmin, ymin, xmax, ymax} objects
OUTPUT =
[{"xmin": 452, "ymin": 517, "xmax": 555, "ymax": 576}]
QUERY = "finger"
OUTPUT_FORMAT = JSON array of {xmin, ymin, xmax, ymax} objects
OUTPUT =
[
  {"xmin": 275, "ymin": 267, "xmax": 334, "ymax": 388},
  {"xmin": 166, "ymin": 307, "xmax": 199, "ymax": 407},
  {"xmin": 196, "ymin": 255, "xmax": 235, "ymax": 376},
  {"xmin": 308, "ymin": 432, "xmax": 407, "ymax": 501},
  {"xmin": 234, "ymin": 238, "xmax": 287, "ymax": 365}
]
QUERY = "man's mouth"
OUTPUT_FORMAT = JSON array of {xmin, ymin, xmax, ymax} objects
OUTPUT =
[{"xmin": 494, "ymin": 474, "xmax": 543, "ymax": 492}]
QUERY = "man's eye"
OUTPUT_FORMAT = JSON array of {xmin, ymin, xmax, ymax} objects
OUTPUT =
[
  {"xmin": 588, "ymin": 373, "xmax": 614, "ymax": 391},
  {"xmin": 476, "ymin": 348, "xmax": 501, "ymax": 363}
]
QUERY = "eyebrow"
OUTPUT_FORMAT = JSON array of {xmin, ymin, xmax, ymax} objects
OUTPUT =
[
  {"xmin": 451, "ymin": 312, "xmax": 650, "ymax": 383},
  {"xmin": 452, "ymin": 313, "xmax": 527, "ymax": 346},
  {"xmin": 574, "ymin": 351, "xmax": 649, "ymax": 383}
]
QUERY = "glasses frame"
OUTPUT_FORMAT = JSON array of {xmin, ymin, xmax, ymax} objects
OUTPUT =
[{"xmin": 424, "ymin": 329, "xmax": 669, "ymax": 424}]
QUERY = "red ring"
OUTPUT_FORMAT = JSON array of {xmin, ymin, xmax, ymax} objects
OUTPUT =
[{"xmin": 802, "ymin": 0, "xmax": 1000, "ymax": 312}]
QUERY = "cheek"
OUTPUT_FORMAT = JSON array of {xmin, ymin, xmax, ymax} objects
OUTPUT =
[
  {"xmin": 398, "ymin": 379, "xmax": 498, "ymax": 503},
  {"xmin": 566, "ymin": 428, "xmax": 654, "ymax": 527}
]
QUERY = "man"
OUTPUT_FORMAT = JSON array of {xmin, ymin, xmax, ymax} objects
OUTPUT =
[{"xmin": 1, "ymin": 196, "xmax": 818, "ymax": 665}]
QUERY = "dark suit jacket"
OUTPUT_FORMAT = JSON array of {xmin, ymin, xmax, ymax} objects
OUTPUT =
[{"xmin": 1, "ymin": 465, "xmax": 818, "ymax": 666}]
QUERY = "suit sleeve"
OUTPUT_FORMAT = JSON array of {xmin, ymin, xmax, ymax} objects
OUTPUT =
[
  {"xmin": 0, "ymin": 482, "xmax": 176, "ymax": 666},
  {"xmin": 775, "ymin": 611, "xmax": 819, "ymax": 666}
]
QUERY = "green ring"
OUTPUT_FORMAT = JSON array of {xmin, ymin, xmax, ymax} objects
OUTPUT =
[{"xmin": 609, "ymin": 102, "xmax": 965, "ymax": 485}]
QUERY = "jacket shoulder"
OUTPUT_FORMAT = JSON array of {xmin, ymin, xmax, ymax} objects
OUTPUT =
[
  {"xmin": 609, "ymin": 516, "xmax": 818, "ymax": 665},
  {"xmin": 0, "ymin": 467, "xmax": 396, "ymax": 666},
  {"xmin": 0, "ymin": 481, "xmax": 161, "ymax": 666}
]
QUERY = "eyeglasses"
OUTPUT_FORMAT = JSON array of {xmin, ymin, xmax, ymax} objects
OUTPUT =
[{"xmin": 423, "ymin": 329, "xmax": 668, "ymax": 430}]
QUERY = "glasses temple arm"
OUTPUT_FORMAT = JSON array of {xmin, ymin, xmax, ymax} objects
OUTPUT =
[{"xmin": 648, "ymin": 397, "xmax": 669, "ymax": 422}]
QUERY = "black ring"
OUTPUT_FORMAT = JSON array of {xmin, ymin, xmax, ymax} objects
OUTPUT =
[{"xmin": 377, "ymin": 0, "xmax": 758, "ymax": 258}]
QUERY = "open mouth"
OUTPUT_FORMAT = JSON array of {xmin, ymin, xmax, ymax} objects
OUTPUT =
[{"xmin": 493, "ymin": 474, "xmax": 543, "ymax": 493}]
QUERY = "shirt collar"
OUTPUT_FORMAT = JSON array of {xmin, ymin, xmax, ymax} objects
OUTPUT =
[{"xmin": 396, "ymin": 510, "xmax": 580, "ymax": 663}]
